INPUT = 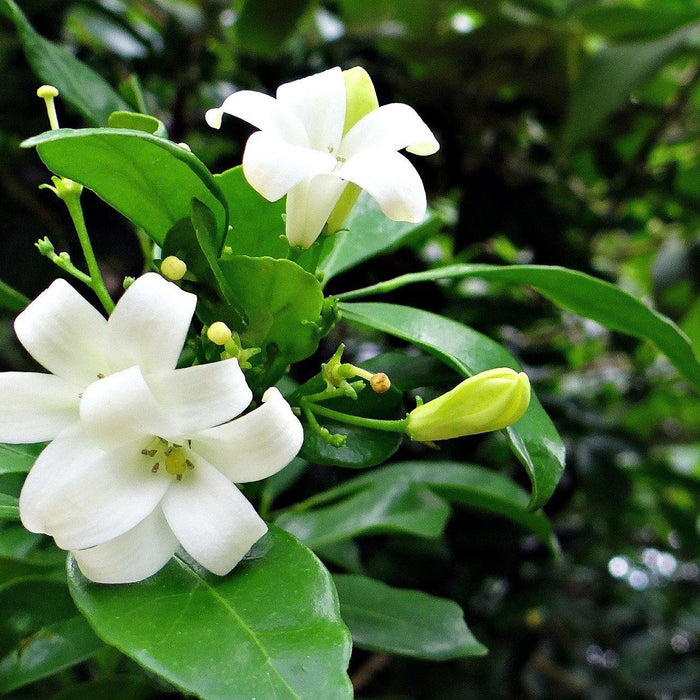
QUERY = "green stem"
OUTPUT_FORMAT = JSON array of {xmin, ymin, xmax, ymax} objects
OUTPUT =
[
  {"xmin": 305, "ymin": 402, "xmax": 408, "ymax": 433},
  {"xmin": 63, "ymin": 192, "xmax": 115, "ymax": 314}
]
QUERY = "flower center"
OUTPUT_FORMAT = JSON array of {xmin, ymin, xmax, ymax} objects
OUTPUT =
[{"xmin": 141, "ymin": 438, "xmax": 194, "ymax": 481}]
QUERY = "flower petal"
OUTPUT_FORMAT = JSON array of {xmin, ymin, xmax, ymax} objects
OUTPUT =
[
  {"xmin": 19, "ymin": 428, "xmax": 171, "ymax": 549},
  {"xmin": 161, "ymin": 459, "xmax": 267, "ymax": 575},
  {"xmin": 340, "ymin": 103, "xmax": 439, "ymax": 158},
  {"xmin": 191, "ymin": 387, "xmax": 303, "ymax": 483},
  {"xmin": 285, "ymin": 175, "xmax": 346, "ymax": 248},
  {"xmin": 336, "ymin": 150, "xmax": 427, "ymax": 222},
  {"xmin": 205, "ymin": 90, "xmax": 307, "ymax": 145},
  {"xmin": 80, "ymin": 366, "xmax": 175, "ymax": 451},
  {"xmin": 147, "ymin": 358, "xmax": 252, "ymax": 435},
  {"xmin": 106, "ymin": 273, "xmax": 196, "ymax": 374},
  {"xmin": 276, "ymin": 66, "xmax": 346, "ymax": 152},
  {"xmin": 242, "ymin": 131, "xmax": 336, "ymax": 202},
  {"xmin": 72, "ymin": 507, "xmax": 178, "ymax": 584},
  {"xmin": 0, "ymin": 372, "xmax": 79, "ymax": 443},
  {"xmin": 14, "ymin": 279, "xmax": 108, "ymax": 386}
]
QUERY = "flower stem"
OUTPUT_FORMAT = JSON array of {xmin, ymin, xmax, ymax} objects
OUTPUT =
[
  {"xmin": 304, "ymin": 402, "xmax": 408, "ymax": 433},
  {"xmin": 62, "ymin": 189, "xmax": 115, "ymax": 314}
]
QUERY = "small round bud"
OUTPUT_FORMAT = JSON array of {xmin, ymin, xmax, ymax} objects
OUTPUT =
[
  {"xmin": 161, "ymin": 255, "xmax": 187, "ymax": 281},
  {"xmin": 370, "ymin": 372, "xmax": 391, "ymax": 393},
  {"xmin": 207, "ymin": 321, "xmax": 232, "ymax": 346},
  {"xmin": 37, "ymin": 85, "xmax": 59, "ymax": 99}
]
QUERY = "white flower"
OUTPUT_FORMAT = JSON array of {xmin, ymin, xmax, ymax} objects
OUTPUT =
[
  {"xmin": 206, "ymin": 66, "xmax": 439, "ymax": 248},
  {"xmin": 0, "ymin": 273, "xmax": 303, "ymax": 583}
]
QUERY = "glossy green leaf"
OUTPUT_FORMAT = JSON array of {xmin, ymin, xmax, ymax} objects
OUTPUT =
[
  {"xmin": 333, "ymin": 574, "xmax": 487, "ymax": 659},
  {"xmin": 0, "ymin": 280, "xmax": 28, "ymax": 312},
  {"xmin": 218, "ymin": 256, "xmax": 325, "ymax": 363},
  {"xmin": 338, "ymin": 264, "xmax": 700, "ymax": 393},
  {"xmin": 0, "ymin": 494, "xmax": 19, "ymax": 521},
  {"xmin": 338, "ymin": 302, "xmax": 565, "ymax": 509},
  {"xmin": 292, "ymin": 371, "xmax": 405, "ymax": 468},
  {"xmin": 235, "ymin": 0, "xmax": 314, "ymax": 55},
  {"xmin": 0, "ymin": 577, "xmax": 103, "ymax": 692},
  {"xmin": 0, "ymin": 0, "xmax": 130, "ymax": 125},
  {"xmin": 22, "ymin": 129, "xmax": 228, "ymax": 246},
  {"xmin": 107, "ymin": 111, "xmax": 167, "ymax": 137},
  {"xmin": 216, "ymin": 166, "xmax": 289, "ymax": 258},
  {"xmin": 0, "ymin": 524, "xmax": 65, "ymax": 584},
  {"xmin": 563, "ymin": 25, "xmax": 697, "ymax": 147},
  {"xmin": 0, "ymin": 443, "xmax": 43, "ymax": 476},
  {"xmin": 320, "ymin": 192, "xmax": 441, "ymax": 282},
  {"xmin": 277, "ymin": 461, "xmax": 555, "ymax": 550},
  {"xmin": 68, "ymin": 527, "xmax": 352, "ymax": 699},
  {"xmin": 277, "ymin": 482, "xmax": 450, "ymax": 548}
]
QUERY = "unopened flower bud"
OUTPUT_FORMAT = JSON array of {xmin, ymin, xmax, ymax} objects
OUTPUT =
[
  {"xmin": 406, "ymin": 368, "xmax": 531, "ymax": 441},
  {"xmin": 207, "ymin": 321, "xmax": 232, "ymax": 346},
  {"xmin": 370, "ymin": 372, "xmax": 391, "ymax": 393},
  {"xmin": 161, "ymin": 255, "xmax": 187, "ymax": 281}
]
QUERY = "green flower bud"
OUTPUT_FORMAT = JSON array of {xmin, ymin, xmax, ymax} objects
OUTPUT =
[{"xmin": 406, "ymin": 368, "xmax": 531, "ymax": 441}]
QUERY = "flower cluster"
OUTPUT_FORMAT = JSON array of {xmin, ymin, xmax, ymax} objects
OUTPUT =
[{"xmin": 0, "ymin": 274, "xmax": 303, "ymax": 583}]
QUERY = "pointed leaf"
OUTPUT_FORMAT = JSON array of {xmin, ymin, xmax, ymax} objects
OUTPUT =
[
  {"xmin": 339, "ymin": 302, "xmax": 565, "ymax": 509},
  {"xmin": 22, "ymin": 129, "xmax": 228, "ymax": 246},
  {"xmin": 338, "ymin": 264, "xmax": 700, "ymax": 393},
  {"xmin": 68, "ymin": 527, "xmax": 352, "ymax": 699},
  {"xmin": 0, "ymin": 279, "xmax": 28, "ymax": 312},
  {"xmin": 333, "ymin": 574, "xmax": 487, "ymax": 659},
  {"xmin": 0, "ymin": 0, "xmax": 130, "ymax": 125}
]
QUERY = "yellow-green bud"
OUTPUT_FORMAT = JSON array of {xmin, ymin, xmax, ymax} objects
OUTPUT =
[
  {"xmin": 406, "ymin": 368, "xmax": 531, "ymax": 441},
  {"xmin": 207, "ymin": 321, "xmax": 232, "ymax": 346},
  {"xmin": 326, "ymin": 67, "xmax": 380, "ymax": 234},
  {"xmin": 161, "ymin": 255, "xmax": 187, "ymax": 281}
]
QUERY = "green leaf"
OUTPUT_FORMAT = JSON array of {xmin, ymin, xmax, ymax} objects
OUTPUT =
[
  {"xmin": 107, "ymin": 111, "xmax": 167, "ymax": 138},
  {"xmin": 277, "ymin": 461, "xmax": 556, "ymax": 550},
  {"xmin": 338, "ymin": 264, "xmax": 700, "ymax": 393},
  {"xmin": 0, "ymin": 0, "xmax": 130, "ymax": 125},
  {"xmin": 218, "ymin": 256, "xmax": 325, "ymax": 363},
  {"xmin": 0, "ymin": 524, "xmax": 65, "ymax": 584},
  {"xmin": 68, "ymin": 527, "xmax": 352, "ymax": 699},
  {"xmin": 338, "ymin": 302, "xmax": 565, "ymax": 509},
  {"xmin": 292, "ymin": 372, "xmax": 405, "ymax": 468},
  {"xmin": 52, "ymin": 676, "xmax": 155, "ymax": 700},
  {"xmin": 0, "ymin": 494, "xmax": 19, "ymax": 522},
  {"xmin": 0, "ymin": 280, "xmax": 28, "ymax": 312},
  {"xmin": 216, "ymin": 166, "xmax": 289, "ymax": 258},
  {"xmin": 320, "ymin": 193, "xmax": 441, "ymax": 282},
  {"xmin": 563, "ymin": 24, "xmax": 697, "ymax": 147},
  {"xmin": 235, "ymin": 0, "xmax": 314, "ymax": 55},
  {"xmin": 573, "ymin": 5, "xmax": 700, "ymax": 40},
  {"xmin": 0, "ymin": 577, "xmax": 103, "ymax": 693},
  {"xmin": 277, "ymin": 482, "xmax": 450, "ymax": 548},
  {"xmin": 333, "ymin": 574, "xmax": 487, "ymax": 659},
  {"xmin": 0, "ymin": 443, "xmax": 43, "ymax": 476},
  {"xmin": 22, "ymin": 128, "xmax": 228, "ymax": 247}
]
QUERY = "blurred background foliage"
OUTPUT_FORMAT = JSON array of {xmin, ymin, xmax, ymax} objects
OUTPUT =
[{"xmin": 1, "ymin": 0, "xmax": 700, "ymax": 697}]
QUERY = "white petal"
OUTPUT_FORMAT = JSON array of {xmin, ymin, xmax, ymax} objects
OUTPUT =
[
  {"xmin": 147, "ymin": 358, "xmax": 252, "ymax": 435},
  {"xmin": 161, "ymin": 459, "xmax": 267, "ymax": 575},
  {"xmin": 276, "ymin": 67, "xmax": 346, "ymax": 152},
  {"xmin": 285, "ymin": 175, "xmax": 346, "ymax": 248},
  {"xmin": 80, "ymin": 366, "xmax": 175, "ymax": 451},
  {"xmin": 340, "ymin": 103, "xmax": 439, "ymax": 158},
  {"xmin": 106, "ymin": 273, "xmax": 196, "ymax": 374},
  {"xmin": 0, "ymin": 372, "xmax": 79, "ymax": 443},
  {"xmin": 242, "ymin": 131, "xmax": 336, "ymax": 202},
  {"xmin": 14, "ymin": 279, "xmax": 108, "ymax": 386},
  {"xmin": 72, "ymin": 507, "xmax": 178, "ymax": 584},
  {"xmin": 19, "ymin": 427, "xmax": 171, "ymax": 549},
  {"xmin": 190, "ymin": 387, "xmax": 303, "ymax": 483},
  {"xmin": 335, "ymin": 150, "xmax": 427, "ymax": 222},
  {"xmin": 205, "ymin": 90, "xmax": 307, "ymax": 145}
]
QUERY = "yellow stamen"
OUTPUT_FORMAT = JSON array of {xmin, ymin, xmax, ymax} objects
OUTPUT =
[
  {"xmin": 165, "ymin": 449, "xmax": 187, "ymax": 477},
  {"xmin": 207, "ymin": 321, "xmax": 232, "ymax": 346},
  {"xmin": 37, "ymin": 85, "xmax": 60, "ymax": 130}
]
